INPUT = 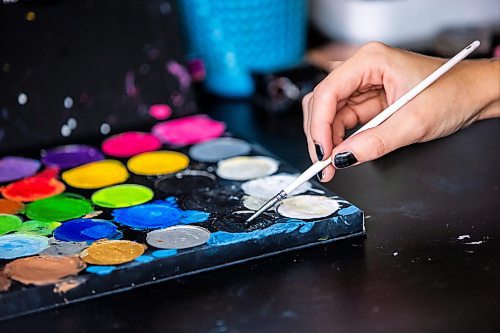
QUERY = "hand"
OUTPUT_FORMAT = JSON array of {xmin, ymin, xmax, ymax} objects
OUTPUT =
[{"xmin": 303, "ymin": 42, "xmax": 500, "ymax": 182}]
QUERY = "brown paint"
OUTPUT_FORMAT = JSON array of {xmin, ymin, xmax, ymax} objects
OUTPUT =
[
  {"xmin": 0, "ymin": 199, "xmax": 25, "ymax": 214},
  {"xmin": 0, "ymin": 269, "xmax": 11, "ymax": 292},
  {"xmin": 4, "ymin": 255, "xmax": 86, "ymax": 286}
]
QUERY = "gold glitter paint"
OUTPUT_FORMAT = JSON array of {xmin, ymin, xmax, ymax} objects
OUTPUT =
[{"xmin": 80, "ymin": 240, "xmax": 146, "ymax": 265}]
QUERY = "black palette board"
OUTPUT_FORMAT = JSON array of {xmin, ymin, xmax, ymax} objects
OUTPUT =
[{"xmin": 0, "ymin": 138, "xmax": 365, "ymax": 321}]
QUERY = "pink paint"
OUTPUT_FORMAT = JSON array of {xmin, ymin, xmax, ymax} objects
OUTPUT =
[
  {"xmin": 149, "ymin": 104, "xmax": 172, "ymax": 120},
  {"xmin": 101, "ymin": 132, "xmax": 162, "ymax": 158},
  {"xmin": 167, "ymin": 61, "xmax": 191, "ymax": 90},
  {"xmin": 152, "ymin": 115, "xmax": 226, "ymax": 146}
]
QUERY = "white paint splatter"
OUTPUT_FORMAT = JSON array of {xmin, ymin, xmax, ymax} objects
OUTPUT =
[
  {"xmin": 17, "ymin": 93, "xmax": 27, "ymax": 105},
  {"xmin": 100, "ymin": 123, "xmax": 111, "ymax": 135},
  {"xmin": 393, "ymin": 252, "xmax": 398, "ymax": 256},
  {"xmin": 64, "ymin": 96, "xmax": 74, "ymax": 109},
  {"xmin": 457, "ymin": 235, "xmax": 470, "ymax": 240},
  {"xmin": 465, "ymin": 241, "xmax": 483, "ymax": 245},
  {"xmin": 61, "ymin": 124, "xmax": 71, "ymax": 137}
]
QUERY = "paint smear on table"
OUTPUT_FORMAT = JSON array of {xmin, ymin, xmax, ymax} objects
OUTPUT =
[
  {"xmin": 53, "ymin": 276, "xmax": 87, "ymax": 294},
  {"xmin": 152, "ymin": 114, "xmax": 225, "ymax": 146},
  {"xmin": 188, "ymin": 137, "xmax": 251, "ymax": 162},
  {"xmin": 62, "ymin": 160, "xmax": 129, "ymax": 189},
  {"xmin": 0, "ymin": 199, "xmax": 25, "ymax": 214},
  {"xmin": 80, "ymin": 240, "xmax": 146, "ymax": 265},
  {"xmin": 41, "ymin": 145, "xmax": 104, "ymax": 169},
  {"xmin": 101, "ymin": 132, "xmax": 162, "ymax": 158},
  {"xmin": 127, "ymin": 151, "xmax": 189, "ymax": 176},
  {"xmin": 241, "ymin": 173, "xmax": 312, "ymax": 199},
  {"xmin": 112, "ymin": 198, "xmax": 209, "ymax": 230},
  {"xmin": 0, "ymin": 214, "xmax": 23, "ymax": 235},
  {"xmin": 277, "ymin": 195, "xmax": 340, "ymax": 219},
  {"xmin": 149, "ymin": 104, "xmax": 172, "ymax": 120},
  {"xmin": 17, "ymin": 220, "xmax": 61, "ymax": 236},
  {"xmin": 4, "ymin": 255, "xmax": 86, "ymax": 286},
  {"xmin": 1, "ymin": 168, "xmax": 65, "ymax": 202},
  {"xmin": 0, "ymin": 156, "xmax": 40, "ymax": 183},
  {"xmin": 0, "ymin": 234, "xmax": 50, "ymax": 259},
  {"xmin": 25, "ymin": 193, "xmax": 93, "ymax": 221},
  {"xmin": 54, "ymin": 218, "xmax": 121, "ymax": 242},
  {"xmin": 86, "ymin": 265, "xmax": 116, "ymax": 275},
  {"xmin": 0, "ymin": 268, "xmax": 11, "ymax": 291},
  {"xmin": 216, "ymin": 156, "xmax": 279, "ymax": 181},
  {"xmin": 91, "ymin": 184, "xmax": 154, "ymax": 208}
]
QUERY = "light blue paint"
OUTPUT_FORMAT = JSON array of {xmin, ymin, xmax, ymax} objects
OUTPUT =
[
  {"xmin": 86, "ymin": 265, "xmax": 117, "ymax": 275},
  {"xmin": 0, "ymin": 234, "xmax": 49, "ymax": 259},
  {"xmin": 152, "ymin": 249, "xmax": 178, "ymax": 258},
  {"xmin": 134, "ymin": 255, "xmax": 154, "ymax": 263},
  {"xmin": 338, "ymin": 205, "xmax": 359, "ymax": 215},
  {"xmin": 112, "ymin": 198, "xmax": 209, "ymax": 230},
  {"xmin": 208, "ymin": 220, "xmax": 314, "ymax": 247}
]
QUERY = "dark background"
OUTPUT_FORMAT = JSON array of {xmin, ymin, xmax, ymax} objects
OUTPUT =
[{"xmin": 1, "ymin": 0, "xmax": 499, "ymax": 332}]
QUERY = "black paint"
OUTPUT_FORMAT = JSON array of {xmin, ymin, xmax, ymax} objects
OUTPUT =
[
  {"xmin": 179, "ymin": 186, "xmax": 244, "ymax": 215},
  {"xmin": 211, "ymin": 212, "xmax": 275, "ymax": 233},
  {"xmin": 154, "ymin": 170, "xmax": 216, "ymax": 195}
]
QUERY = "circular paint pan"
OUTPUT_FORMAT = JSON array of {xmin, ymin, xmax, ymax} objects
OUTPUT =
[
  {"xmin": 180, "ymin": 186, "xmax": 243, "ymax": 214},
  {"xmin": 188, "ymin": 137, "xmax": 252, "ymax": 162},
  {"xmin": 152, "ymin": 114, "xmax": 226, "ymax": 146},
  {"xmin": 216, "ymin": 156, "xmax": 279, "ymax": 181},
  {"xmin": 0, "ymin": 234, "xmax": 50, "ymax": 259},
  {"xmin": 62, "ymin": 160, "xmax": 129, "ymax": 189},
  {"xmin": 54, "ymin": 218, "xmax": 121, "ymax": 242},
  {"xmin": 41, "ymin": 145, "xmax": 104, "ymax": 169},
  {"xmin": 154, "ymin": 170, "xmax": 216, "ymax": 195},
  {"xmin": 25, "ymin": 193, "xmax": 93, "ymax": 222},
  {"xmin": 17, "ymin": 220, "xmax": 61, "ymax": 236},
  {"xmin": 0, "ymin": 156, "xmax": 40, "ymax": 183},
  {"xmin": 146, "ymin": 225, "xmax": 211, "ymax": 249},
  {"xmin": 242, "ymin": 195, "xmax": 278, "ymax": 211},
  {"xmin": 101, "ymin": 131, "xmax": 162, "ymax": 158},
  {"xmin": 0, "ymin": 169, "xmax": 66, "ymax": 202},
  {"xmin": 0, "ymin": 199, "xmax": 25, "ymax": 215},
  {"xmin": 91, "ymin": 184, "xmax": 154, "ymax": 208},
  {"xmin": 277, "ymin": 195, "xmax": 340, "ymax": 220},
  {"xmin": 127, "ymin": 151, "xmax": 189, "ymax": 176},
  {"xmin": 41, "ymin": 238, "xmax": 89, "ymax": 256},
  {"xmin": 212, "ymin": 211, "xmax": 274, "ymax": 233},
  {"xmin": 4, "ymin": 255, "xmax": 86, "ymax": 286},
  {"xmin": 241, "ymin": 173, "xmax": 312, "ymax": 199},
  {"xmin": 80, "ymin": 240, "xmax": 146, "ymax": 265},
  {"xmin": 0, "ymin": 214, "xmax": 22, "ymax": 235}
]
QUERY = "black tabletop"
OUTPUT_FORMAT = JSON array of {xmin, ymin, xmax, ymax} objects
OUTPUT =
[{"xmin": 1, "ymin": 96, "xmax": 499, "ymax": 332}]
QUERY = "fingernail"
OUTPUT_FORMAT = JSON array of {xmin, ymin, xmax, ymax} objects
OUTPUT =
[
  {"xmin": 333, "ymin": 152, "xmax": 358, "ymax": 169},
  {"xmin": 315, "ymin": 144, "xmax": 324, "ymax": 161},
  {"xmin": 316, "ymin": 170, "xmax": 323, "ymax": 182}
]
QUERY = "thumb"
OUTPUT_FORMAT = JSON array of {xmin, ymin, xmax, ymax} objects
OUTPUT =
[{"xmin": 330, "ymin": 111, "xmax": 426, "ymax": 168}]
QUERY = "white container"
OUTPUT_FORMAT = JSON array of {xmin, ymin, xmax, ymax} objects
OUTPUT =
[{"xmin": 311, "ymin": 0, "xmax": 500, "ymax": 46}]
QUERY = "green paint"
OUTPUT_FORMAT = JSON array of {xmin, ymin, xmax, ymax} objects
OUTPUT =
[
  {"xmin": 25, "ymin": 193, "xmax": 93, "ymax": 222},
  {"xmin": 17, "ymin": 220, "xmax": 62, "ymax": 236},
  {"xmin": 91, "ymin": 184, "xmax": 154, "ymax": 208},
  {"xmin": 0, "ymin": 214, "xmax": 22, "ymax": 235}
]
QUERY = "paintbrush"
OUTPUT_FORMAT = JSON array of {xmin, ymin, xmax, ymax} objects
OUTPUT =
[{"xmin": 246, "ymin": 40, "xmax": 480, "ymax": 223}]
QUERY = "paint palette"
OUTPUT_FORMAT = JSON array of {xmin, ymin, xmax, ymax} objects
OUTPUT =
[{"xmin": 0, "ymin": 115, "xmax": 364, "ymax": 320}]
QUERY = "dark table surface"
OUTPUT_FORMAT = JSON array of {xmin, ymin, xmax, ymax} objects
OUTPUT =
[{"xmin": 1, "ymin": 96, "xmax": 499, "ymax": 332}]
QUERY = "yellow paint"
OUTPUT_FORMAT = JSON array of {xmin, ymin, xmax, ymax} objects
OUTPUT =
[
  {"xmin": 80, "ymin": 240, "xmax": 146, "ymax": 265},
  {"xmin": 62, "ymin": 160, "xmax": 129, "ymax": 189},
  {"xmin": 127, "ymin": 151, "xmax": 189, "ymax": 176}
]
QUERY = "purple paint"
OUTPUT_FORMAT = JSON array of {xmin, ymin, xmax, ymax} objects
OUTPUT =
[
  {"xmin": 0, "ymin": 156, "xmax": 41, "ymax": 183},
  {"xmin": 41, "ymin": 145, "xmax": 104, "ymax": 169}
]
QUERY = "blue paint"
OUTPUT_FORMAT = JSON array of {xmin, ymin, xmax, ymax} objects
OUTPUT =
[
  {"xmin": 208, "ymin": 220, "xmax": 313, "ymax": 247},
  {"xmin": 54, "ymin": 218, "xmax": 122, "ymax": 242},
  {"xmin": 152, "ymin": 249, "xmax": 178, "ymax": 258},
  {"xmin": 134, "ymin": 255, "xmax": 154, "ymax": 263},
  {"xmin": 112, "ymin": 198, "xmax": 209, "ymax": 230},
  {"xmin": 0, "ymin": 234, "xmax": 49, "ymax": 259},
  {"xmin": 338, "ymin": 205, "xmax": 359, "ymax": 215},
  {"xmin": 86, "ymin": 265, "xmax": 117, "ymax": 275}
]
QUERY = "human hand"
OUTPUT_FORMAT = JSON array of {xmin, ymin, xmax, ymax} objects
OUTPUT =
[{"xmin": 303, "ymin": 42, "xmax": 500, "ymax": 182}]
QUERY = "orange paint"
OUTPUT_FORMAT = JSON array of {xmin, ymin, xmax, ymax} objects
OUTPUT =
[{"xmin": 0, "ymin": 199, "xmax": 25, "ymax": 214}]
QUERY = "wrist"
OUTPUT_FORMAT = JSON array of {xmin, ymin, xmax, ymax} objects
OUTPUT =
[{"xmin": 464, "ymin": 59, "xmax": 500, "ymax": 120}]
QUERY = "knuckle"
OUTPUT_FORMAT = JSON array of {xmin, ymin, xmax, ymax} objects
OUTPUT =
[{"xmin": 365, "ymin": 132, "xmax": 387, "ymax": 158}]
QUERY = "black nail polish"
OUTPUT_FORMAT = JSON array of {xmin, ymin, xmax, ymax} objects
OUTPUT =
[
  {"xmin": 316, "ymin": 170, "xmax": 323, "ymax": 182},
  {"xmin": 315, "ymin": 144, "xmax": 324, "ymax": 161},
  {"xmin": 333, "ymin": 152, "xmax": 358, "ymax": 169}
]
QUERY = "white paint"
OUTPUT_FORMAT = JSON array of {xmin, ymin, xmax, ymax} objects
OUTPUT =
[
  {"xmin": 64, "ymin": 96, "xmax": 74, "ymax": 109},
  {"xmin": 242, "ymin": 195, "xmax": 277, "ymax": 211},
  {"xmin": 393, "ymin": 252, "xmax": 398, "ymax": 256},
  {"xmin": 17, "ymin": 93, "xmax": 27, "ymax": 105},
  {"xmin": 67, "ymin": 117, "xmax": 77, "ymax": 130},
  {"xmin": 61, "ymin": 124, "xmax": 71, "ymax": 137},
  {"xmin": 465, "ymin": 241, "xmax": 484, "ymax": 245},
  {"xmin": 457, "ymin": 235, "xmax": 470, "ymax": 240},
  {"xmin": 100, "ymin": 123, "xmax": 111, "ymax": 135},
  {"xmin": 277, "ymin": 195, "xmax": 340, "ymax": 220},
  {"xmin": 216, "ymin": 156, "xmax": 279, "ymax": 181},
  {"xmin": 241, "ymin": 173, "xmax": 312, "ymax": 199}
]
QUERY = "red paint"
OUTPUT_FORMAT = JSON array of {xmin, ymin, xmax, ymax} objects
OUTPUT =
[
  {"xmin": 1, "ymin": 168, "xmax": 65, "ymax": 202},
  {"xmin": 152, "ymin": 114, "xmax": 226, "ymax": 146},
  {"xmin": 101, "ymin": 132, "xmax": 162, "ymax": 158}
]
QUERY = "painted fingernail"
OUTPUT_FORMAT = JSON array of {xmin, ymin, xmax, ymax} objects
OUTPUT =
[
  {"xmin": 316, "ymin": 170, "xmax": 323, "ymax": 182},
  {"xmin": 315, "ymin": 144, "xmax": 324, "ymax": 161},
  {"xmin": 333, "ymin": 152, "xmax": 358, "ymax": 169}
]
